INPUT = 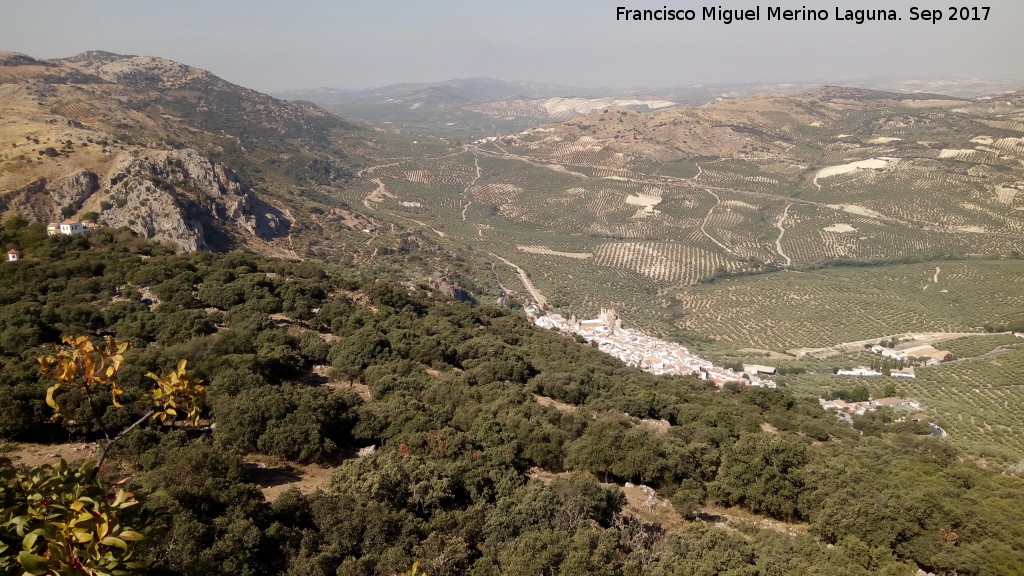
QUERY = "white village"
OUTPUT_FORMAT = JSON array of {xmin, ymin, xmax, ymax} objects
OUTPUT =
[
  {"xmin": 532, "ymin": 308, "xmax": 944, "ymax": 431},
  {"xmin": 532, "ymin": 308, "xmax": 778, "ymax": 388}
]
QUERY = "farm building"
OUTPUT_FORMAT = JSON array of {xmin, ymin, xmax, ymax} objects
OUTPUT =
[
  {"xmin": 837, "ymin": 366, "xmax": 883, "ymax": 376},
  {"xmin": 872, "ymin": 343, "xmax": 949, "ymax": 365},
  {"xmin": 46, "ymin": 220, "xmax": 85, "ymax": 236},
  {"xmin": 821, "ymin": 396, "xmax": 922, "ymax": 416},
  {"xmin": 742, "ymin": 364, "xmax": 777, "ymax": 376}
]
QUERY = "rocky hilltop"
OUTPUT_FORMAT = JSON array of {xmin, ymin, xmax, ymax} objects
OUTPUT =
[
  {"xmin": 1, "ymin": 147, "xmax": 286, "ymax": 251},
  {"xmin": 102, "ymin": 149, "xmax": 286, "ymax": 251},
  {"xmin": 0, "ymin": 51, "xmax": 359, "ymax": 253}
]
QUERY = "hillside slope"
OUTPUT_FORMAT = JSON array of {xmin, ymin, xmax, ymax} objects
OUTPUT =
[
  {"xmin": 339, "ymin": 83, "xmax": 1024, "ymax": 336},
  {"xmin": 0, "ymin": 51, "xmax": 364, "ymax": 255},
  {"xmin": 2, "ymin": 235, "xmax": 1024, "ymax": 575}
]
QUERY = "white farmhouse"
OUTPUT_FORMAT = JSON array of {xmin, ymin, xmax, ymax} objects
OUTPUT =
[
  {"xmin": 47, "ymin": 220, "xmax": 86, "ymax": 236},
  {"xmin": 836, "ymin": 366, "xmax": 883, "ymax": 377}
]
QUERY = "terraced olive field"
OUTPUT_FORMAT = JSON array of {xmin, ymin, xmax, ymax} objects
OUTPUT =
[
  {"xmin": 342, "ymin": 87, "xmax": 1024, "ymax": 461},
  {"xmin": 675, "ymin": 259, "xmax": 1024, "ymax": 351},
  {"xmin": 776, "ymin": 344, "xmax": 1024, "ymax": 465},
  {"xmin": 346, "ymin": 89, "xmax": 1024, "ymax": 342},
  {"xmin": 912, "ymin": 347, "xmax": 1024, "ymax": 460}
]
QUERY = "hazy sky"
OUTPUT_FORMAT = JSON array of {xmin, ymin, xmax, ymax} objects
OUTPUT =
[{"xmin": 3, "ymin": 1, "xmax": 1022, "ymax": 91}]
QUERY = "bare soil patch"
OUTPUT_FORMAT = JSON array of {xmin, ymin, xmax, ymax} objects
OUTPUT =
[
  {"xmin": 315, "ymin": 365, "xmax": 372, "ymax": 402},
  {"xmin": 527, "ymin": 468, "xmax": 688, "ymax": 533},
  {"xmin": 516, "ymin": 245, "xmax": 592, "ymax": 259},
  {"xmin": 533, "ymin": 393, "xmax": 578, "ymax": 413},
  {"xmin": 625, "ymin": 192, "xmax": 662, "ymax": 209},
  {"xmin": 696, "ymin": 504, "xmax": 808, "ymax": 536},
  {"xmin": 815, "ymin": 158, "xmax": 894, "ymax": 183},
  {"xmin": 324, "ymin": 377, "xmax": 372, "ymax": 402},
  {"xmin": 2, "ymin": 442, "xmax": 97, "ymax": 467},
  {"xmin": 634, "ymin": 417, "xmax": 671, "ymax": 435},
  {"xmin": 827, "ymin": 203, "xmax": 887, "ymax": 219},
  {"xmin": 618, "ymin": 484, "xmax": 687, "ymax": 533},
  {"xmin": 823, "ymin": 223, "xmax": 857, "ymax": 233},
  {"xmin": 243, "ymin": 455, "xmax": 341, "ymax": 501},
  {"xmin": 525, "ymin": 466, "xmax": 569, "ymax": 484}
]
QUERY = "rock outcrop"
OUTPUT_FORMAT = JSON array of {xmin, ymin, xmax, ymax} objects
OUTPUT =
[
  {"xmin": 430, "ymin": 270, "xmax": 475, "ymax": 303},
  {"xmin": 0, "ymin": 50, "xmax": 354, "ymax": 257},
  {"xmin": 0, "ymin": 179, "xmax": 53, "ymax": 223},
  {"xmin": 49, "ymin": 170, "xmax": 99, "ymax": 214},
  {"xmin": 95, "ymin": 148, "xmax": 289, "ymax": 251}
]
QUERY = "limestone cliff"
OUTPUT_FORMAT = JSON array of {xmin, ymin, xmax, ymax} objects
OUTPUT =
[
  {"xmin": 97, "ymin": 149, "xmax": 289, "ymax": 251},
  {"xmin": 50, "ymin": 170, "xmax": 99, "ymax": 214},
  {"xmin": 0, "ymin": 147, "xmax": 289, "ymax": 252}
]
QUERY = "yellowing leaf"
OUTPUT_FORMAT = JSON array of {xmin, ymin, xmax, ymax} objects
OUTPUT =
[
  {"xmin": 45, "ymin": 385, "xmax": 60, "ymax": 410},
  {"xmin": 38, "ymin": 336, "xmax": 133, "ymax": 420},
  {"xmin": 57, "ymin": 361, "xmax": 76, "ymax": 382},
  {"xmin": 100, "ymin": 536, "xmax": 127, "ymax": 550},
  {"xmin": 118, "ymin": 530, "xmax": 144, "ymax": 542}
]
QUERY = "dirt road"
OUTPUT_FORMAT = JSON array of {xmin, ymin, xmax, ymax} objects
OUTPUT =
[
  {"xmin": 491, "ymin": 253, "xmax": 547, "ymax": 309},
  {"xmin": 789, "ymin": 331, "xmax": 1009, "ymax": 358},
  {"xmin": 775, "ymin": 203, "xmax": 792, "ymax": 267}
]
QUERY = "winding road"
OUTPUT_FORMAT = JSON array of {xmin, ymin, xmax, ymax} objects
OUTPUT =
[
  {"xmin": 491, "ymin": 253, "xmax": 547, "ymax": 309},
  {"xmin": 699, "ymin": 189, "xmax": 735, "ymax": 255},
  {"xmin": 461, "ymin": 152, "xmax": 481, "ymax": 221},
  {"xmin": 363, "ymin": 178, "xmax": 391, "ymax": 210},
  {"xmin": 775, "ymin": 203, "xmax": 792, "ymax": 267}
]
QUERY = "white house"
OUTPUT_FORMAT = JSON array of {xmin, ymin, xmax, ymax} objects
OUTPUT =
[
  {"xmin": 837, "ymin": 366, "xmax": 883, "ymax": 377},
  {"xmin": 47, "ymin": 220, "xmax": 85, "ymax": 236},
  {"xmin": 742, "ymin": 364, "xmax": 777, "ymax": 376}
]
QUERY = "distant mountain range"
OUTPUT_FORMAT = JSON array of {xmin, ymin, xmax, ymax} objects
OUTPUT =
[
  {"xmin": 275, "ymin": 76, "xmax": 1024, "ymax": 135},
  {"xmin": 274, "ymin": 78, "xmax": 687, "ymax": 134}
]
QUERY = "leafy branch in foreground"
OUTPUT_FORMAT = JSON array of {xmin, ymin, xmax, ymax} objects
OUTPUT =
[
  {"xmin": 147, "ymin": 359, "xmax": 205, "ymax": 426},
  {"xmin": 38, "ymin": 336, "xmax": 206, "ymax": 475},
  {"xmin": 0, "ymin": 458, "xmax": 145, "ymax": 576},
  {"xmin": 0, "ymin": 336, "xmax": 209, "ymax": 575},
  {"xmin": 38, "ymin": 336, "xmax": 130, "ymax": 421}
]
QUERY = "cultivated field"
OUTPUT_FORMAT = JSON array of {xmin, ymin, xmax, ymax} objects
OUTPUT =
[
  {"xmin": 674, "ymin": 260, "xmax": 1024, "ymax": 352},
  {"xmin": 777, "ymin": 344, "xmax": 1024, "ymax": 466},
  {"xmin": 347, "ymin": 88, "xmax": 1024, "ymax": 458},
  {"xmin": 346, "ymin": 89, "xmax": 1024, "ymax": 343}
]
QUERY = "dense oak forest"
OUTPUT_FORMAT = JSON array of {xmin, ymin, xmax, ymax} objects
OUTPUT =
[{"xmin": 3, "ymin": 230, "xmax": 1024, "ymax": 575}]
